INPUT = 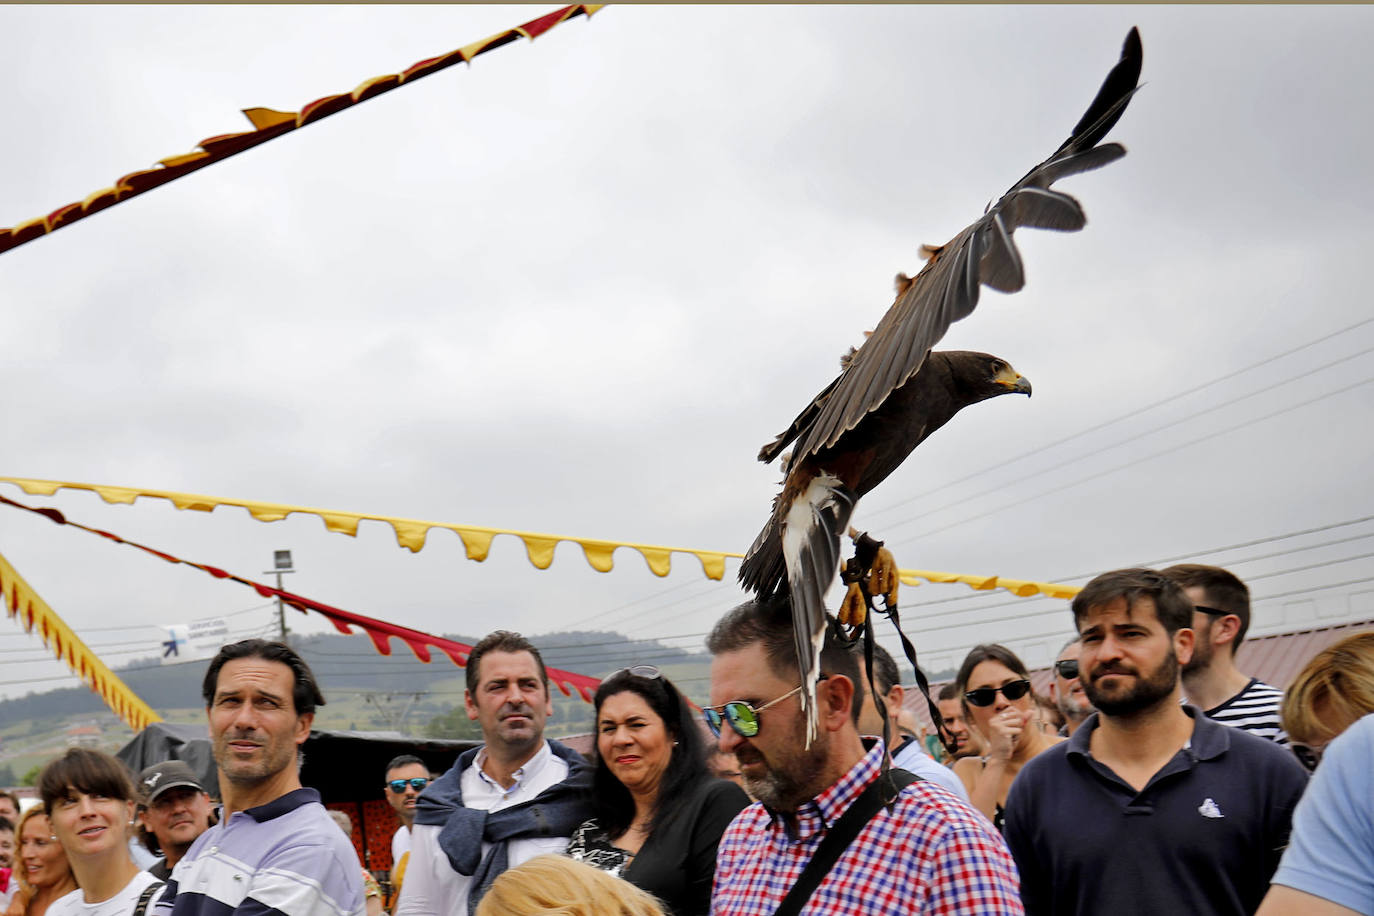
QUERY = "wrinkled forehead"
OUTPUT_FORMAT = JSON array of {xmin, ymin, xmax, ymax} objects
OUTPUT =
[
  {"xmin": 20, "ymin": 813, "xmax": 50, "ymax": 838},
  {"xmin": 214, "ymin": 657, "xmax": 296, "ymax": 699},
  {"xmin": 709, "ymin": 644, "xmax": 793, "ymax": 704},
  {"xmin": 474, "ymin": 650, "xmax": 546, "ymax": 687},
  {"xmin": 1080, "ymin": 595, "xmax": 1161, "ymax": 630}
]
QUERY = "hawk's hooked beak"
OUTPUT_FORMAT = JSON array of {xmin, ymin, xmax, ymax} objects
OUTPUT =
[{"xmin": 994, "ymin": 366, "xmax": 1033, "ymax": 397}]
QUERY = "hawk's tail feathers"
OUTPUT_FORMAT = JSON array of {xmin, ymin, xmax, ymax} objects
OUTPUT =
[
  {"xmin": 780, "ymin": 474, "xmax": 856, "ymax": 747},
  {"xmin": 739, "ymin": 511, "xmax": 787, "ymax": 597}
]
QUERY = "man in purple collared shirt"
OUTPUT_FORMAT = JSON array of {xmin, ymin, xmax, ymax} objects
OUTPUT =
[
  {"xmin": 154, "ymin": 639, "xmax": 364, "ymax": 916},
  {"xmin": 705, "ymin": 597, "xmax": 1021, "ymax": 916}
]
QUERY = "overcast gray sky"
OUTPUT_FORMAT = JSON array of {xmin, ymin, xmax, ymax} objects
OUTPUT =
[{"xmin": 3, "ymin": 5, "xmax": 1372, "ymax": 705}]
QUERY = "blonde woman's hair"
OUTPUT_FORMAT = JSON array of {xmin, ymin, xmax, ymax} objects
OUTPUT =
[
  {"xmin": 1281, "ymin": 631, "xmax": 1374, "ymax": 745},
  {"xmin": 475, "ymin": 855, "xmax": 666, "ymax": 916}
]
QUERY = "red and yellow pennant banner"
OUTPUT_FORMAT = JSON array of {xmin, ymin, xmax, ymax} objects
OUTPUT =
[
  {"xmin": 0, "ymin": 548, "xmax": 162, "ymax": 731},
  {"xmin": 0, "ymin": 477, "xmax": 1082, "ymax": 600},
  {"xmin": 0, "ymin": 4, "xmax": 604, "ymax": 257},
  {"xmin": 0, "ymin": 493, "xmax": 605, "ymax": 703}
]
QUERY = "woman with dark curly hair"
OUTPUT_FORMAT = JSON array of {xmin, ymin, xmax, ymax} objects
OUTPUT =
[{"xmin": 566, "ymin": 667, "xmax": 748, "ymax": 916}]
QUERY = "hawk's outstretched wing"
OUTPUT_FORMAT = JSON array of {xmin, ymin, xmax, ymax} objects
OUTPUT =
[{"xmin": 763, "ymin": 27, "xmax": 1142, "ymax": 468}]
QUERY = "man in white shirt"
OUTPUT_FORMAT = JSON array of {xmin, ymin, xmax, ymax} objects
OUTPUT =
[
  {"xmin": 396, "ymin": 631, "xmax": 591, "ymax": 916},
  {"xmin": 853, "ymin": 645, "xmax": 972, "ymax": 803}
]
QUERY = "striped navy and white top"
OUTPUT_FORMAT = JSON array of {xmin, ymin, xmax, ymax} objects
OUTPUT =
[
  {"xmin": 154, "ymin": 787, "xmax": 365, "ymax": 916},
  {"xmin": 1203, "ymin": 677, "xmax": 1288, "ymax": 746}
]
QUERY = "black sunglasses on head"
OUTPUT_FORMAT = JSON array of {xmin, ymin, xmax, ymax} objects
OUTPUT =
[
  {"xmin": 1054, "ymin": 659, "xmax": 1079, "ymax": 680},
  {"xmin": 387, "ymin": 777, "xmax": 429, "ymax": 794},
  {"xmin": 1193, "ymin": 605, "xmax": 1232, "ymax": 617},
  {"xmin": 964, "ymin": 679, "xmax": 1032, "ymax": 707}
]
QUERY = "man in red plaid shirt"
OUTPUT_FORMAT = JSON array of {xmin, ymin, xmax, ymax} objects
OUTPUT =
[{"xmin": 705, "ymin": 598, "xmax": 1022, "ymax": 916}]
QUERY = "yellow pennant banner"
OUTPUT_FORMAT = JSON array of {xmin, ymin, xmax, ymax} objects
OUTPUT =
[
  {"xmin": 0, "ymin": 548, "xmax": 162, "ymax": 731},
  {"xmin": 0, "ymin": 477, "xmax": 1081, "ymax": 600}
]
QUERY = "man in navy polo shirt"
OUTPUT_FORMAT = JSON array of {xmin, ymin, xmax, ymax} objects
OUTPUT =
[
  {"xmin": 1003, "ymin": 569, "xmax": 1307, "ymax": 916},
  {"xmin": 155, "ymin": 639, "xmax": 364, "ymax": 916}
]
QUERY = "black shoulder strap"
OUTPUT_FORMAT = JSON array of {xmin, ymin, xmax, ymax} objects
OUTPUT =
[
  {"xmin": 133, "ymin": 880, "xmax": 165, "ymax": 916},
  {"xmin": 772, "ymin": 769, "xmax": 919, "ymax": 916}
]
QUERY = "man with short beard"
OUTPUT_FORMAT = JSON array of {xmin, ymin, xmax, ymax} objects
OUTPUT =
[
  {"xmin": 705, "ymin": 597, "xmax": 1021, "ymax": 916},
  {"xmin": 397, "ymin": 631, "xmax": 591, "ymax": 916},
  {"xmin": 1161, "ymin": 563, "xmax": 1288, "ymax": 745},
  {"xmin": 1002, "ymin": 569, "xmax": 1307, "ymax": 916},
  {"xmin": 153, "ymin": 639, "xmax": 364, "ymax": 916}
]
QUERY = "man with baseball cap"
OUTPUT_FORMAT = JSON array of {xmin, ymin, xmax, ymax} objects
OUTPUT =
[{"xmin": 137, "ymin": 761, "xmax": 216, "ymax": 880}]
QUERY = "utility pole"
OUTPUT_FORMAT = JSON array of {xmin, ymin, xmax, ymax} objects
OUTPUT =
[{"xmin": 265, "ymin": 549, "xmax": 294, "ymax": 642}]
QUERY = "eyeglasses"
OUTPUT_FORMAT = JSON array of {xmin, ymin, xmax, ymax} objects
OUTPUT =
[
  {"xmin": 702, "ymin": 684, "xmax": 805, "ymax": 739},
  {"xmin": 606, "ymin": 665, "xmax": 661, "ymax": 682},
  {"xmin": 1054, "ymin": 659, "xmax": 1079, "ymax": 680},
  {"xmin": 1292, "ymin": 743, "xmax": 1326, "ymax": 773},
  {"xmin": 964, "ymin": 679, "xmax": 1033, "ymax": 707},
  {"xmin": 386, "ymin": 778, "xmax": 429, "ymax": 794}
]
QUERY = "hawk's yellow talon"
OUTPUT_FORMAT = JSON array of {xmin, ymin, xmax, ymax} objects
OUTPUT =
[{"xmin": 839, "ymin": 582, "xmax": 868, "ymax": 627}]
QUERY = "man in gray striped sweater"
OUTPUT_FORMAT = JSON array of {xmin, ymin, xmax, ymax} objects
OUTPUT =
[{"xmin": 1163, "ymin": 564, "xmax": 1288, "ymax": 746}]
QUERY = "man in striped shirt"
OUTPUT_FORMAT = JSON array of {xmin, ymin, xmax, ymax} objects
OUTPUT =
[
  {"xmin": 155, "ymin": 639, "xmax": 364, "ymax": 916},
  {"xmin": 706, "ymin": 598, "xmax": 1022, "ymax": 916},
  {"xmin": 1162, "ymin": 564, "xmax": 1288, "ymax": 746}
]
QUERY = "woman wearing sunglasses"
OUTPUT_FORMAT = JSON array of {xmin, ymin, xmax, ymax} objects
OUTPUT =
[
  {"xmin": 952, "ymin": 644, "xmax": 1063, "ymax": 832},
  {"xmin": 566, "ymin": 667, "xmax": 748, "ymax": 916}
]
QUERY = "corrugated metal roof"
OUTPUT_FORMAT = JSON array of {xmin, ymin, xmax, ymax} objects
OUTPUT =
[{"xmin": 1236, "ymin": 617, "xmax": 1374, "ymax": 689}]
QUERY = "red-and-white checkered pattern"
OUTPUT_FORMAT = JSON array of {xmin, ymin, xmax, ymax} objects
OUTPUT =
[{"xmin": 712, "ymin": 741, "xmax": 1023, "ymax": 915}]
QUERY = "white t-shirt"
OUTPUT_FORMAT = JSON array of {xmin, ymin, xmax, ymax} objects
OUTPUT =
[
  {"xmin": 48, "ymin": 870, "xmax": 162, "ymax": 916},
  {"xmin": 391, "ymin": 823, "xmax": 411, "ymax": 865}
]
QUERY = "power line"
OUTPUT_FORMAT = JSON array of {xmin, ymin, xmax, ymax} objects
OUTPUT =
[
  {"xmin": 865, "ymin": 315, "xmax": 1374, "ymax": 524},
  {"xmin": 888, "ymin": 374, "xmax": 1374, "ymax": 546},
  {"xmin": 902, "ymin": 515, "xmax": 1374, "ymax": 620},
  {"xmin": 880, "ymin": 343, "xmax": 1374, "ymax": 538}
]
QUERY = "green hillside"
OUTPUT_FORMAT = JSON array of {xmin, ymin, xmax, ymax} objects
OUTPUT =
[{"xmin": 0, "ymin": 629, "xmax": 709, "ymax": 786}]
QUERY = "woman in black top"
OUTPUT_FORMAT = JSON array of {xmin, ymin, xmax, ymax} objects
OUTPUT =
[{"xmin": 567, "ymin": 667, "xmax": 748, "ymax": 916}]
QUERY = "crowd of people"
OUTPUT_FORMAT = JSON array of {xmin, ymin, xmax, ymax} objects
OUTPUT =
[{"xmin": 1, "ymin": 561, "xmax": 1371, "ymax": 915}]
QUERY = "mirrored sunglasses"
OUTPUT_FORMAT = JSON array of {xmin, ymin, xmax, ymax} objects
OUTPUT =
[
  {"xmin": 964, "ymin": 679, "xmax": 1033, "ymax": 707},
  {"xmin": 387, "ymin": 777, "xmax": 429, "ymax": 794},
  {"xmin": 702, "ymin": 684, "xmax": 804, "ymax": 739},
  {"xmin": 1054, "ymin": 659, "xmax": 1079, "ymax": 680}
]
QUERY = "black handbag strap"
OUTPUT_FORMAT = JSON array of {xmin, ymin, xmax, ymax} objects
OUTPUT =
[
  {"xmin": 772, "ymin": 768, "xmax": 919, "ymax": 916},
  {"xmin": 133, "ymin": 880, "xmax": 165, "ymax": 916}
]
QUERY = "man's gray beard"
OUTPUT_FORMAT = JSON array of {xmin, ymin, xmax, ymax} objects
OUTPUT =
[
  {"xmin": 1055, "ymin": 696, "xmax": 1092, "ymax": 724},
  {"xmin": 743, "ymin": 730, "xmax": 831, "ymax": 813}
]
